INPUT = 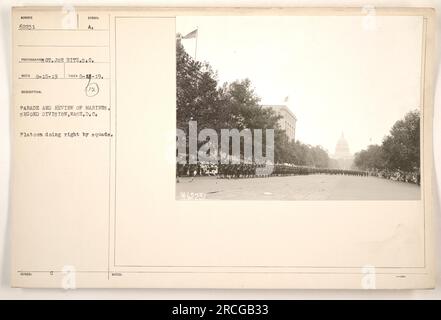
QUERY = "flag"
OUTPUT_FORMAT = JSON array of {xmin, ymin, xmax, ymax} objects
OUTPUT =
[
  {"xmin": 284, "ymin": 96, "xmax": 289, "ymax": 103},
  {"xmin": 183, "ymin": 29, "xmax": 198, "ymax": 39}
]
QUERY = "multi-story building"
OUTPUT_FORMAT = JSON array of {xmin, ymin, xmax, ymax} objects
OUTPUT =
[{"xmin": 264, "ymin": 104, "xmax": 297, "ymax": 141}]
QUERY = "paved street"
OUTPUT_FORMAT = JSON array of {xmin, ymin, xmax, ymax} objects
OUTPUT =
[{"xmin": 176, "ymin": 174, "xmax": 421, "ymax": 200}]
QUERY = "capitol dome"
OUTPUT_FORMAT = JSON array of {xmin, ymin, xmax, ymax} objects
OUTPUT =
[{"xmin": 334, "ymin": 133, "xmax": 351, "ymax": 159}]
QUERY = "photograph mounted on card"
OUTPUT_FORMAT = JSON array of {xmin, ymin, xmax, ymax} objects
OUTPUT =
[{"xmin": 10, "ymin": 7, "xmax": 436, "ymax": 289}]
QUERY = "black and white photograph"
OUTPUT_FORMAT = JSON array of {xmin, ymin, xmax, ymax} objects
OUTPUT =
[
  {"xmin": 175, "ymin": 15, "xmax": 423, "ymax": 201},
  {"xmin": 4, "ymin": 4, "xmax": 438, "ymax": 293}
]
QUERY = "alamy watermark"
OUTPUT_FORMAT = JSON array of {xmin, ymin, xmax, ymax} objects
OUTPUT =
[
  {"xmin": 361, "ymin": 265, "xmax": 376, "ymax": 289},
  {"xmin": 176, "ymin": 121, "xmax": 275, "ymax": 175}
]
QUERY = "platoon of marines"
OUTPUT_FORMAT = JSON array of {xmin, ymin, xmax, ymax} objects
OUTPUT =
[{"xmin": 176, "ymin": 162, "xmax": 420, "ymax": 185}]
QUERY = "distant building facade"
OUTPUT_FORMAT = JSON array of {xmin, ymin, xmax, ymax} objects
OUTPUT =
[
  {"xmin": 331, "ymin": 133, "xmax": 354, "ymax": 169},
  {"xmin": 264, "ymin": 104, "xmax": 297, "ymax": 141}
]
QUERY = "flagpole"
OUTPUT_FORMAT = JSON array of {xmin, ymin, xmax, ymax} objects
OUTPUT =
[{"xmin": 194, "ymin": 26, "xmax": 198, "ymax": 60}]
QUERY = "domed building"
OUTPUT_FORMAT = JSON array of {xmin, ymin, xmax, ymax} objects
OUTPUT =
[
  {"xmin": 334, "ymin": 133, "xmax": 351, "ymax": 159},
  {"xmin": 332, "ymin": 133, "xmax": 354, "ymax": 169}
]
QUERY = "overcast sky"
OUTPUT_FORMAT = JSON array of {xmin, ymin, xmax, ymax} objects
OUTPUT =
[{"xmin": 177, "ymin": 15, "xmax": 423, "ymax": 154}]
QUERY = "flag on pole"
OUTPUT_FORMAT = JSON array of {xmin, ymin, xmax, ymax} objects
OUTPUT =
[
  {"xmin": 181, "ymin": 28, "xmax": 199, "ymax": 60},
  {"xmin": 183, "ymin": 29, "xmax": 198, "ymax": 39}
]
